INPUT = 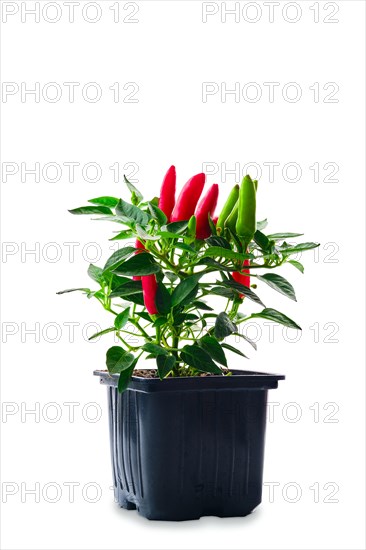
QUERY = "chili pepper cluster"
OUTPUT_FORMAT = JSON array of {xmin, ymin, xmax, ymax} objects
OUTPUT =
[
  {"xmin": 141, "ymin": 167, "xmax": 257, "ymax": 314},
  {"xmin": 63, "ymin": 166, "xmax": 319, "ymax": 385}
]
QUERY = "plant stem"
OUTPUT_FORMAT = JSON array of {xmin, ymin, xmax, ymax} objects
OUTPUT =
[
  {"xmin": 130, "ymin": 319, "xmax": 152, "ymax": 340},
  {"xmin": 235, "ymin": 315, "xmax": 253, "ymax": 325},
  {"xmin": 116, "ymin": 334, "xmax": 135, "ymax": 351},
  {"xmin": 104, "ymin": 306, "xmax": 119, "ymax": 316}
]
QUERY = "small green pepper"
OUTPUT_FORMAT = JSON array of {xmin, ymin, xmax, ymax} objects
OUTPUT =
[
  {"xmin": 187, "ymin": 215, "xmax": 196, "ymax": 240},
  {"xmin": 224, "ymin": 199, "xmax": 239, "ymax": 233},
  {"xmin": 236, "ymin": 175, "xmax": 256, "ymax": 246},
  {"xmin": 216, "ymin": 184, "xmax": 239, "ymax": 231}
]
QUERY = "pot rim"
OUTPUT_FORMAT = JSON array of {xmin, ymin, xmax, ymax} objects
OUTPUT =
[{"xmin": 94, "ymin": 369, "xmax": 285, "ymax": 393}]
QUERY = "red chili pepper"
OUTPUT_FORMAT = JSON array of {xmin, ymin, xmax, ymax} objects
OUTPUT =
[
  {"xmin": 212, "ymin": 216, "xmax": 218, "ymax": 225},
  {"xmin": 195, "ymin": 184, "xmax": 219, "ymax": 240},
  {"xmin": 141, "ymin": 274, "xmax": 158, "ymax": 315},
  {"xmin": 158, "ymin": 165, "xmax": 176, "ymax": 221},
  {"xmin": 133, "ymin": 239, "xmax": 145, "ymax": 281},
  {"xmin": 232, "ymin": 258, "xmax": 250, "ymax": 298},
  {"xmin": 170, "ymin": 173, "xmax": 205, "ymax": 222}
]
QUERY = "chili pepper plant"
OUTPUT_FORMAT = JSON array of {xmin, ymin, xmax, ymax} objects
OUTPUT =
[{"xmin": 59, "ymin": 167, "xmax": 319, "ymax": 392}]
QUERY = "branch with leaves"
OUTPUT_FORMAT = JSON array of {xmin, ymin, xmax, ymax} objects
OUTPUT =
[{"xmin": 58, "ymin": 168, "xmax": 319, "ymax": 392}]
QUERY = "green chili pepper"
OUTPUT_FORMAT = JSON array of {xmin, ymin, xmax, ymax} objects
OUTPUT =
[
  {"xmin": 216, "ymin": 184, "xmax": 239, "ymax": 231},
  {"xmin": 224, "ymin": 199, "xmax": 239, "ymax": 233},
  {"xmin": 235, "ymin": 174, "xmax": 256, "ymax": 246},
  {"xmin": 253, "ymin": 179, "xmax": 258, "ymax": 192},
  {"xmin": 187, "ymin": 215, "xmax": 196, "ymax": 238}
]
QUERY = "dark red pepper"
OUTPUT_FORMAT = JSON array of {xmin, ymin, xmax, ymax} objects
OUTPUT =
[
  {"xmin": 158, "ymin": 165, "xmax": 176, "ymax": 221},
  {"xmin": 170, "ymin": 173, "xmax": 205, "ymax": 222},
  {"xmin": 141, "ymin": 274, "xmax": 158, "ymax": 315},
  {"xmin": 232, "ymin": 259, "xmax": 250, "ymax": 298},
  {"xmin": 133, "ymin": 239, "xmax": 145, "ymax": 281},
  {"xmin": 195, "ymin": 184, "xmax": 219, "ymax": 240}
]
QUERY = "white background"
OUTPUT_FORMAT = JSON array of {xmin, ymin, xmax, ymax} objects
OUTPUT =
[{"xmin": 1, "ymin": 1, "xmax": 365, "ymax": 549}]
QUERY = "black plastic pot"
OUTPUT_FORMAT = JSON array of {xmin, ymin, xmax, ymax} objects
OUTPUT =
[{"xmin": 94, "ymin": 369, "xmax": 284, "ymax": 521}]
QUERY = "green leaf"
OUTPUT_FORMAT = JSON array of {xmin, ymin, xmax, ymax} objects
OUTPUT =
[
  {"xmin": 157, "ymin": 231, "xmax": 182, "ymax": 239},
  {"xmin": 119, "ymin": 293, "xmax": 144, "ymax": 306},
  {"xmin": 173, "ymin": 313, "xmax": 200, "ymax": 325},
  {"xmin": 232, "ymin": 333, "xmax": 257, "ymax": 350},
  {"xmin": 221, "ymin": 343, "xmax": 248, "ymax": 359},
  {"xmin": 202, "ymin": 247, "xmax": 253, "ymax": 262},
  {"xmin": 155, "ymin": 282, "xmax": 172, "ymax": 315},
  {"xmin": 163, "ymin": 221, "xmax": 188, "ymax": 234},
  {"xmin": 141, "ymin": 343, "xmax": 168, "ymax": 356},
  {"xmin": 256, "ymin": 219, "xmax": 268, "ymax": 230},
  {"xmin": 197, "ymin": 258, "xmax": 234, "ymax": 272},
  {"xmin": 87, "ymin": 264, "xmax": 104, "ymax": 284},
  {"xmin": 93, "ymin": 215, "xmax": 123, "ymax": 224},
  {"xmin": 251, "ymin": 308, "xmax": 302, "ymax": 330},
  {"xmin": 88, "ymin": 327, "xmax": 116, "ymax": 341},
  {"xmin": 288, "ymin": 260, "xmax": 305, "ymax": 273},
  {"xmin": 280, "ymin": 242, "xmax": 320, "ymax": 254},
  {"xmin": 106, "ymin": 346, "xmax": 135, "ymax": 374},
  {"xmin": 88, "ymin": 196, "xmax": 119, "ymax": 208},
  {"xmin": 210, "ymin": 286, "xmax": 237, "ymax": 298},
  {"xmin": 87, "ymin": 289, "xmax": 104, "ymax": 300},
  {"xmin": 174, "ymin": 243, "xmax": 195, "ymax": 253},
  {"xmin": 221, "ymin": 280, "xmax": 265, "ymax": 307},
  {"xmin": 180, "ymin": 345, "xmax": 222, "ymax": 375},
  {"xmin": 226, "ymin": 227, "xmax": 243, "ymax": 252},
  {"xmin": 171, "ymin": 275, "xmax": 201, "ymax": 307},
  {"xmin": 103, "ymin": 247, "xmax": 136, "ymax": 272},
  {"xmin": 192, "ymin": 301, "xmax": 213, "ymax": 311},
  {"xmin": 56, "ymin": 288, "xmax": 90, "ymax": 295},
  {"xmin": 253, "ymin": 230, "xmax": 271, "ymax": 252},
  {"xmin": 208, "ymin": 215, "xmax": 217, "ymax": 237},
  {"xmin": 205, "ymin": 236, "xmax": 231, "ymax": 249},
  {"xmin": 110, "ymin": 281, "xmax": 143, "ymax": 297},
  {"xmin": 114, "ymin": 307, "xmax": 130, "ymax": 330},
  {"xmin": 257, "ymin": 273, "xmax": 297, "ymax": 301},
  {"xmin": 109, "ymin": 230, "xmax": 134, "ymax": 241},
  {"xmin": 202, "ymin": 313, "xmax": 218, "ymax": 319},
  {"xmin": 267, "ymin": 232, "xmax": 304, "ymax": 240},
  {"xmin": 156, "ymin": 354, "xmax": 176, "ymax": 380},
  {"xmin": 110, "ymin": 274, "xmax": 131, "ymax": 289},
  {"xmin": 124, "ymin": 175, "xmax": 143, "ymax": 204},
  {"xmin": 165, "ymin": 272, "xmax": 179, "ymax": 283},
  {"xmin": 117, "ymin": 358, "xmax": 138, "ymax": 393},
  {"xmin": 214, "ymin": 312, "xmax": 238, "ymax": 340},
  {"xmin": 198, "ymin": 335, "xmax": 227, "ymax": 367},
  {"xmin": 113, "ymin": 253, "xmax": 160, "ymax": 276},
  {"xmin": 148, "ymin": 202, "xmax": 167, "ymax": 226},
  {"xmin": 68, "ymin": 205, "xmax": 113, "ymax": 216},
  {"xmin": 115, "ymin": 199, "xmax": 150, "ymax": 226},
  {"xmin": 135, "ymin": 225, "xmax": 160, "ymax": 241},
  {"xmin": 181, "ymin": 285, "xmax": 200, "ymax": 306},
  {"xmin": 135, "ymin": 311, "xmax": 152, "ymax": 322}
]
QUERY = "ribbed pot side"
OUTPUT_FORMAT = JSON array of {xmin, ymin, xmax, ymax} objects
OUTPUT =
[{"xmin": 96, "ymin": 369, "xmax": 284, "ymax": 521}]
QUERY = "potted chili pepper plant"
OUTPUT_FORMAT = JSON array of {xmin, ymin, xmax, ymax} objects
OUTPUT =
[{"xmin": 59, "ymin": 166, "xmax": 319, "ymax": 521}]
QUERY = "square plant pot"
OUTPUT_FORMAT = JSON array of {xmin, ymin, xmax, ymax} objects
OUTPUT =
[{"xmin": 94, "ymin": 369, "xmax": 284, "ymax": 521}]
